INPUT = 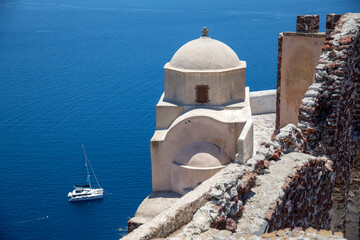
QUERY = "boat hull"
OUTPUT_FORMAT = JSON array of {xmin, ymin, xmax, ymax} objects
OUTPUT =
[
  {"xmin": 68, "ymin": 188, "xmax": 104, "ymax": 202},
  {"xmin": 69, "ymin": 194, "xmax": 103, "ymax": 202}
]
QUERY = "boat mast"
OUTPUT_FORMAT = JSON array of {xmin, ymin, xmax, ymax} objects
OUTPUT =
[
  {"xmin": 87, "ymin": 155, "xmax": 102, "ymax": 189},
  {"xmin": 82, "ymin": 144, "xmax": 91, "ymax": 188}
]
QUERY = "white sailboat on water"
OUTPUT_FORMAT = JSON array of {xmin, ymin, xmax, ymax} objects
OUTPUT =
[{"xmin": 68, "ymin": 144, "xmax": 103, "ymax": 202}]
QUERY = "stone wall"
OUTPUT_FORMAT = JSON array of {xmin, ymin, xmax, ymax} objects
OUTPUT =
[
  {"xmin": 121, "ymin": 164, "xmax": 253, "ymax": 240},
  {"xmin": 297, "ymin": 13, "xmax": 360, "ymax": 239},
  {"xmin": 165, "ymin": 124, "xmax": 335, "ymax": 239},
  {"xmin": 346, "ymin": 153, "xmax": 360, "ymax": 240},
  {"xmin": 296, "ymin": 15, "xmax": 320, "ymax": 33},
  {"xmin": 121, "ymin": 124, "xmax": 312, "ymax": 240},
  {"xmin": 122, "ymin": 124, "xmax": 343, "ymax": 240},
  {"xmin": 266, "ymin": 157, "xmax": 334, "ymax": 231},
  {"xmin": 121, "ymin": 174, "xmax": 210, "ymax": 240},
  {"xmin": 327, "ymin": 14, "xmax": 343, "ymax": 34},
  {"xmin": 164, "ymin": 227, "xmax": 346, "ymax": 239}
]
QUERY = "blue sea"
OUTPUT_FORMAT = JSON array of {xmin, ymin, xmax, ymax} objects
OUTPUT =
[{"xmin": 0, "ymin": 0, "xmax": 359, "ymax": 239}]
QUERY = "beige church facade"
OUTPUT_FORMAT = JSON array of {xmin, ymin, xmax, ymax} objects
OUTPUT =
[{"xmin": 150, "ymin": 28, "xmax": 254, "ymax": 195}]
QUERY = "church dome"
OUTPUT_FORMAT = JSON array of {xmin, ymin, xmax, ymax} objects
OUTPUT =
[{"xmin": 167, "ymin": 28, "xmax": 242, "ymax": 71}]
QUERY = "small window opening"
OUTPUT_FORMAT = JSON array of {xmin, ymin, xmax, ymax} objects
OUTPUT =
[{"xmin": 195, "ymin": 85, "xmax": 209, "ymax": 103}]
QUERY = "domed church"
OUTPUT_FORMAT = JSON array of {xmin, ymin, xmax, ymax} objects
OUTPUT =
[{"xmin": 150, "ymin": 28, "xmax": 254, "ymax": 195}]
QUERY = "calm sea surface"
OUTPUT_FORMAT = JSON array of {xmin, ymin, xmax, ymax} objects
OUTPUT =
[{"xmin": 0, "ymin": 0, "xmax": 359, "ymax": 239}]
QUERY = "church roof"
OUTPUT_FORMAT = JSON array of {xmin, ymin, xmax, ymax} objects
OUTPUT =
[{"xmin": 167, "ymin": 28, "xmax": 242, "ymax": 71}]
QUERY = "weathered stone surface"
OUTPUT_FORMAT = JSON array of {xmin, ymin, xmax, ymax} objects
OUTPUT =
[
  {"xmin": 252, "ymin": 113, "xmax": 276, "ymax": 155},
  {"xmin": 171, "ymin": 228, "xmax": 348, "ymax": 239},
  {"xmin": 128, "ymin": 191, "xmax": 182, "ymax": 232},
  {"xmin": 296, "ymin": 15, "xmax": 320, "ymax": 33},
  {"xmin": 166, "ymin": 124, "xmax": 314, "ymax": 239},
  {"xmin": 225, "ymin": 218, "xmax": 237, "ymax": 232},
  {"xmin": 339, "ymin": 35, "xmax": 353, "ymax": 45},
  {"xmin": 238, "ymin": 152, "xmax": 318, "ymax": 235},
  {"xmin": 266, "ymin": 154, "xmax": 334, "ymax": 232},
  {"xmin": 296, "ymin": 13, "xmax": 360, "ymax": 238},
  {"xmin": 326, "ymin": 14, "xmax": 343, "ymax": 34},
  {"xmin": 121, "ymin": 167, "xmax": 231, "ymax": 240}
]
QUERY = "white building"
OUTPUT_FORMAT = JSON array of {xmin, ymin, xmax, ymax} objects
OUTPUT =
[{"xmin": 150, "ymin": 28, "xmax": 254, "ymax": 195}]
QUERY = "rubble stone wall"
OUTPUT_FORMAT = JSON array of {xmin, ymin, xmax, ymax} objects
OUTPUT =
[
  {"xmin": 296, "ymin": 15, "xmax": 320, "ymax": 33},
  {"xmin": 166, "ymin": 125, "xmax": 336, "ymax": 239},
  {"xmin": 297, "ymin": 13, "xmax": 360, "ymax": 238},
  {"xmin": 346, "ymin": 153, "xmax": 360, "ymax": 240},
  {"xmin": 121, "ymin": 164, "xmax": 253, "ymax": 240},
  {"xmin": 179, "ymin": 227, "xmax": 346, "ymax": 240},
  {"xmin": 266, "ymin": 157, "xmax": 334, "ymax": 232}
]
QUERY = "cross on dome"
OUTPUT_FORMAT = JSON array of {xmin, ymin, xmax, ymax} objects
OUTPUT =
[{"xmin": 201, "ymin": 27, "xmax": 209, "ymax": 37}]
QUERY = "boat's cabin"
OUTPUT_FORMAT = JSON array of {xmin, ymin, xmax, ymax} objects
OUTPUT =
[{"xmin": 74, "ymin": 185, "xmax": 90, "ymax": 193}]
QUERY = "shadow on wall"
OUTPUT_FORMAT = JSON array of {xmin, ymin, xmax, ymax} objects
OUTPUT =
[{"xmin": 171, "ymin": 141, "xmax": 230, "ymax": 194}]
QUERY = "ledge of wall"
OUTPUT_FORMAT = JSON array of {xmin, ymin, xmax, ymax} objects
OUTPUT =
[
  {"xmin": 249, "ymin": 90, "xmax": 276, "ymax": 115},
  {"xmin": 235, "ymin": 118, "xmax": 254, "ymax": 164}
]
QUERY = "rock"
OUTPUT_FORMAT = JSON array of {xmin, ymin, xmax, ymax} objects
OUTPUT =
[
  {"xmin": 261, "ymin": 231, "xmax": 276, "ymax": 238},
  {"xmin": 210, "ymin": 188, "xmax": 223, "ymax": 200},
  {"xmin": 223, "ymin": 191, "xmax": 231, "ymax": 201},
  {"xmin": 256, "ymin": 145, "xmax": 273, "ymax": 159},
  {"xmin": 228, "ymin": 187, "xmax": 238, "ymax": 199},
  {"xmin": 270, "ymin": 148, "xmax": 281, "ymax": 160},
  {"xmin": 224, "ymin": 201, "xmax": 235, "ymax": 215},
  {"xmin": 333, "ymin": 69, "xmax": 344, "ymax": 76},
  {"xmin": 225, "ymin": 218, "xmax": 237, "ymax": 232},
  {"xmin": 326, "ymin": 62, "xmax": 336, "ymax": 69},
  {"xmin": 317, "ymin": 229, "xmax": 333, "ymax": 237},
  {"xmin": 338, "ymin": 35, "xmax": 353, "ymax": 44},
  {"xmin": 256, "ymin": 159, "xmax": 266, "ymax": 169},
  {"xmin": 182, "ymin": 222, "xmax": 202, "ymax": 236},
  {"xmin": 229, "ymin": 203, "xmax": 239, "ymax": 217},
  {"xmin": 322, "ymin": 44, "xmax": 331, "ymax": 51}
]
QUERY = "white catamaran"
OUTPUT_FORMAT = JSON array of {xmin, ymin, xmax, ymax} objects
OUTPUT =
[{"xmin": 68, "ymin": 145, "xmax": 103, "ymax": 202}]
